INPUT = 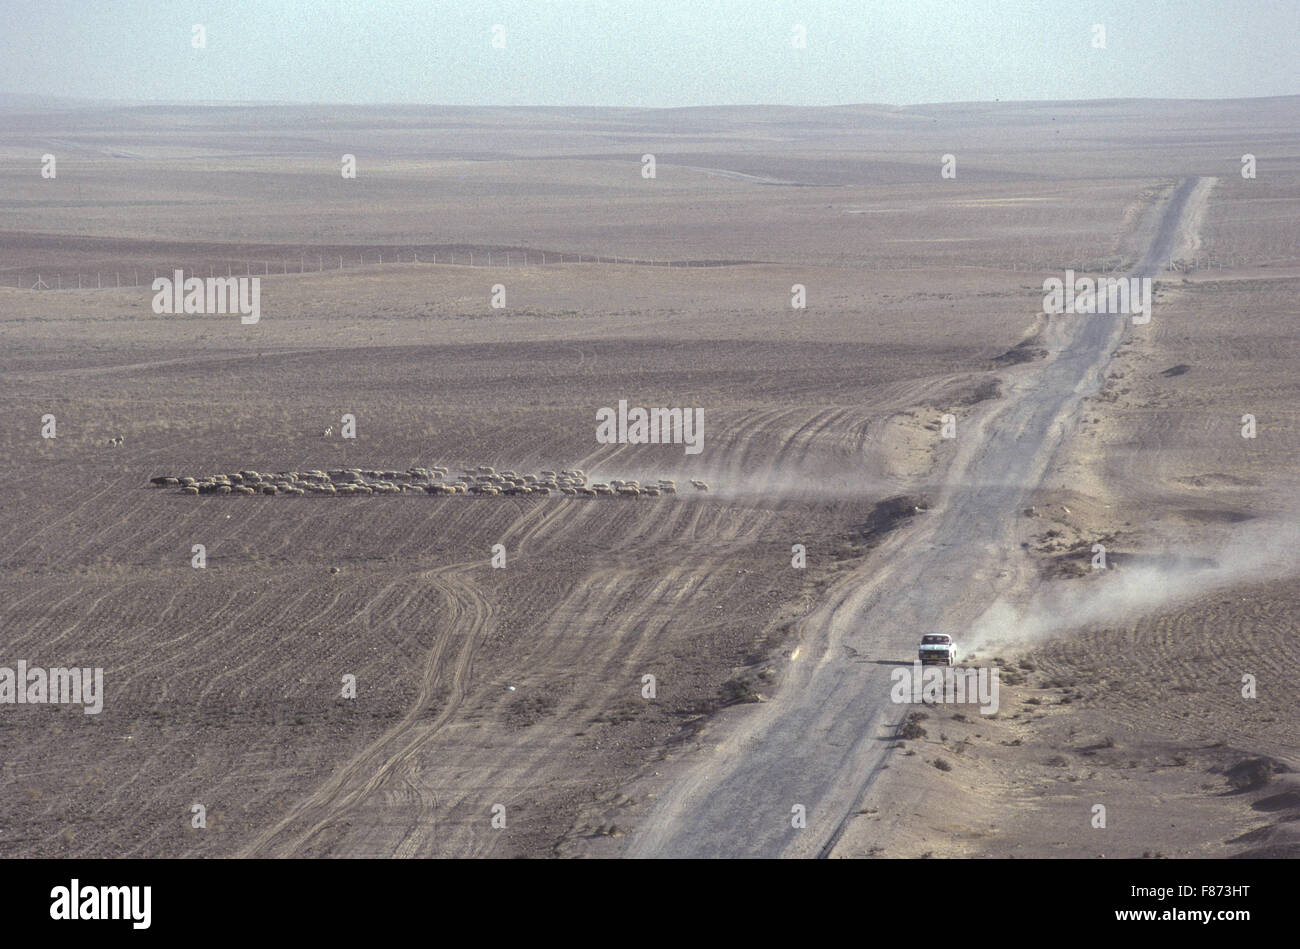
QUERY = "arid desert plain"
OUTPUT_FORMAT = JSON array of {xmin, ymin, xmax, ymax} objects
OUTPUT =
[{"xmin": 1, "ymin": 97, "xmax": 1297, "ymax": 857}]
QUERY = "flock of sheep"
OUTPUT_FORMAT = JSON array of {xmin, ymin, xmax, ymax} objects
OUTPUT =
[{"xmin": 150, "ymin": 465, "xmax": 712, "ymax": 498}]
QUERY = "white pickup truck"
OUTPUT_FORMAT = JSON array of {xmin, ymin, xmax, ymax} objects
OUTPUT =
[{"xmin": 918, "ymin": 633, "xmax": 957, "ymax": 666}]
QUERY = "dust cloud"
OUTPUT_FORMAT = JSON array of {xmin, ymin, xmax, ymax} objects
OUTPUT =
[{"xmin": 966, "ymin": 509, "xmax": 1299, "ymax": 656}]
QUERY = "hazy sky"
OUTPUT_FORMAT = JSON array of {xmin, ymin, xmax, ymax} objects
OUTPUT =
[{"xmin": 4, "ymin": 0, "xmax": 1297, "ymax": 107}]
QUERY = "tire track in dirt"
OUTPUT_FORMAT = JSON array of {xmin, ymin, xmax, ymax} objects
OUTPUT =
[
  {"xmin": 237, "ymin": 564, "xmax": 491, "ymax": 856},
  {"xmin": 380, "ymin": 566, "xmax": 706, "ymax": 858},
  {"xmin": 216, "ymin": 398, "xmax": 869, "ymax": 856}
]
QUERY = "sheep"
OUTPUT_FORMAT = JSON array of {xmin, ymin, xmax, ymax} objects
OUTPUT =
[
  {"xmin": 660, "ymin": 484, "xmax": 676, "ymax": 494},
  {"xmin": 216, "ymin": 485, "xmax": 232, "ymax": 495},
  {"xmin": 261, "ymin": 485, "xmax": 278, "ymax": 495},
  {"xmin": 149, "ymin": 475, "xmax": 169, "ymax": 487},
  {"xmin": 560, "ymin": 487, "xmax": 577, "ymax": 496},
  {"xmin": 643, "ymin": 487, "xmax": 661, "ymax": 497},
  {"xmin": 235, "ymin": 485, "xmax": 256, "ymax": 495},
  {"xmin": 691, "ymin": 480, "xmax": 710, "ymax": 492},
  {"xmin": 576, "ymin": 487, "xmax": 596, "ymax": 498}
]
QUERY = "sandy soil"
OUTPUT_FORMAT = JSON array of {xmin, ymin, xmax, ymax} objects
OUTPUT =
[{"xmin": 1, "ymin": 99, "xmax": 1296, "ymax": 858}]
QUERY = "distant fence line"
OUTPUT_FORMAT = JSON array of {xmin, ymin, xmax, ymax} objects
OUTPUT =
[
  {"xmin": 4, "ymin": 250, "xmax": 762, "ymax": 291},
  {"xmin": 1, "ymin": 252, "xmax": 1276, "ymax": 291}
]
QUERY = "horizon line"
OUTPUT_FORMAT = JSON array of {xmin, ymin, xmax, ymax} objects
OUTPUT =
[{"xmin": 3, "ymin": 92, "xmax": 1298, "ymax": 112}]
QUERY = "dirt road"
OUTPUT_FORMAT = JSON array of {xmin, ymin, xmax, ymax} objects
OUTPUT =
[{"xmin": 625, "ymin": 178, "xmax": 1206, "ymax": 858}]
